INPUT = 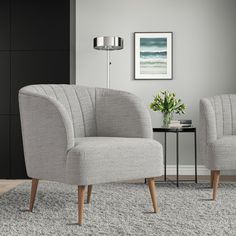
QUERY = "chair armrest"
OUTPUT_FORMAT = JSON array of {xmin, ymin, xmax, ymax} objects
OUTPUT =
[
  {"xmin": 96, "ymin": 89, "xmax": 153, "ymax": 138},
  {"xmin": 19, "ymin": 90, "xmax": 74, "ymax": 181},
  {"xmin": 199, "ymin": 98, "xmax": 217, "ymax": 166},
  {"xmin": 200, "ymin": 98, "xmax": 217, "ymax": 144}
]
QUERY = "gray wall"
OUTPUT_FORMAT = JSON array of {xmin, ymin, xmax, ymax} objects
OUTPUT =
[{"xmin": 76, "ymin": 0, "xmax": 236, "ymax": 165}]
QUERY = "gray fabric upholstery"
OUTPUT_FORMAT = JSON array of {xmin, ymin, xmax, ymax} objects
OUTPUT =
[
  {"xmin": 199, "ymin": 94, "xmax": 236, "ymax": 170},
  {"xmin": 95, "ymin": 89, "xmax": 153, "ymax": 138},
  {"xmin": 208, "ymin": 136, "xmax": 236, "ymax": 170},
  {"xmin": 67, "ymin": 137, "xmax": 163, "ymax": 185},
  {"xmin": 19, "ymin": 85, "xmax": 163, "ymax": 185}
]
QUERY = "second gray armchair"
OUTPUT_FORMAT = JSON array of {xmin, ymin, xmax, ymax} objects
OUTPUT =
[
  {"xmin": 200, "ymin": 94, "xmax": 236, "ymax": 200},
  {"xmin": 19, "ymin": 85, "xmax": 163, "ymax": 225}
]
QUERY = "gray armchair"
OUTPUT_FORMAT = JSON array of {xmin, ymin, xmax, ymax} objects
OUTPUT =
[
  {"xmin": 200, "ymin": 94, "xmax": 236, "ymax": 200},
  {"xmin": 19, "ymin": 84, "xmax": 163, "ymax": 225}
]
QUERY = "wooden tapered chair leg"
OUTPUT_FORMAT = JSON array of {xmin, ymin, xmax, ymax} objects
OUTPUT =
[
  {"xmin": 212, "ymin": 170, "xmax": 220, "ymax": 201},
  {"xmin": 147, "ymin": 178, "xmax": 159, "ymax": 213},
  {"xmin": 87, "ymin": 185, "xmax": 92, "ymax": 204},
  {"xmin": 210, "ymin": 170, "xmax": 214, "ymax": 188},
  {"xmin": 78, "ymin": 186, "xmax": 85, "ymax": 225},
  {"xmin": 29, "ymin": 178, "xmax": 39, "ymax": 212}
]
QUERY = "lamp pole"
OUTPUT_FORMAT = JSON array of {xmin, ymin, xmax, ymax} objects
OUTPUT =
[{"xmin": 107, "ymin": 50, "xmax": 110, "ymax": 88}]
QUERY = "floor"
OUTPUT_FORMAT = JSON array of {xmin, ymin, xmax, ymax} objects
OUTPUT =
[
  {"xmin": 0, "ymin": 180, "xmax": 29, "ymax": 196},
  {"xmin": 1, "ymin": 176, "xmax": 235, "ymax": 196}
]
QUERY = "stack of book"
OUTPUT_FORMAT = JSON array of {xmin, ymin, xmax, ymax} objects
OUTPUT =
[{"xmin": 168, "ymin": 120, "xmax": 192, "ymax": 128}]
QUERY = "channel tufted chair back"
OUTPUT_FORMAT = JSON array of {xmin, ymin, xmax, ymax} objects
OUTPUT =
[
  {"xmin": 20, "ymin": 84, "xmax": 153, "ymax": 139},
  {"xmin": 19, "ymin": 84, "xmax": 163, "ymax": 225},
  {"xmin": 206, "ymin": 95, "xmax": 236, "ymax": 138}
]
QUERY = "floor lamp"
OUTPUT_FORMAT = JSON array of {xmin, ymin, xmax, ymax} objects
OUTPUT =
[{"xmin": 93, "ymin": 36, "xmax": 123, "ymax": 88}]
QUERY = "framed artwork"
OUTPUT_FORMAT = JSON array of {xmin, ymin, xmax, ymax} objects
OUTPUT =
[{"xmin": 134, "ymin": 32, "xmax": 173, "ymax": 80}]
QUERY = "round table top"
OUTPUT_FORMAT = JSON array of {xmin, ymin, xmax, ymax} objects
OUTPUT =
[{"xmin": 153, "ymin": 127, "xmax": 196, "ymax": 132}]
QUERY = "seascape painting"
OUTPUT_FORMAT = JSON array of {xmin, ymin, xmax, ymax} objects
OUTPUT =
[
  {"xmin": 134, "ymin": 32, "xmax": 172, "ymax": 79},
  {"xmin": 140, "ymin": 37, "xmax": 167, "ymax": 75}
]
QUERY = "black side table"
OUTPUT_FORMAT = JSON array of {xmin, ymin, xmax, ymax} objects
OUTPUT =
[{"xmin": 153, "ymin": 127, "xmax": 197, "ymax": 187}]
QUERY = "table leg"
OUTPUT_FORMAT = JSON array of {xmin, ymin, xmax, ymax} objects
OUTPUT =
[
  {"xmin": 176, "ymin": 132, "xmax": 179, "ymax": 187},
  {"xmin": 194, "ymin": 130, "xmax": 198, "ymax": 183},
  {"xmin": 164, "ymin": 132, "xmax": 167, "ymax": 181}
]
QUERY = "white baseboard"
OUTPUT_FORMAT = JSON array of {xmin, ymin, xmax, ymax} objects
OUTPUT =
[
  {"xmin": 166, "ymin": 165, "xmax": 209, "ymax": 175},
  {"xmin": 166, "ymin": 165, "xmax": 236, "ymax": 175}
]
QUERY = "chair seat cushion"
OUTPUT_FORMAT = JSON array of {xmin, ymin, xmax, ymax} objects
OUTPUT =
[
  {"xmin": 208, "ymin": 136, "xmax": 236, "ymax": 170},
  {"xmin": 65, "ymin": 137, "xmax": 163, "ymax": 185}
]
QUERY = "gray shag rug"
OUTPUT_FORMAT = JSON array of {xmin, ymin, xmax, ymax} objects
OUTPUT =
[{"xmin": 0, "ymin": 182, "xmax": 236, "ymax": 236}]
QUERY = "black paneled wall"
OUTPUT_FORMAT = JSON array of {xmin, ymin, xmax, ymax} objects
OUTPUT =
[{"xmin": 0, "ymin": 0, "xmax": 71, "ymax": 178}]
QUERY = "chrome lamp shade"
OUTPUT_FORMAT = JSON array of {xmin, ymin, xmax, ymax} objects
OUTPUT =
[{"xmin": 93, "ymin": 36, "xmax": 123, "ymax": 51}]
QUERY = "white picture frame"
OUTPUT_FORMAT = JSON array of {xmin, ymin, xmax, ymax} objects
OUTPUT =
[{"xmin": 134, "ymin": 32, "xmax": 173, "ymax": 80}]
